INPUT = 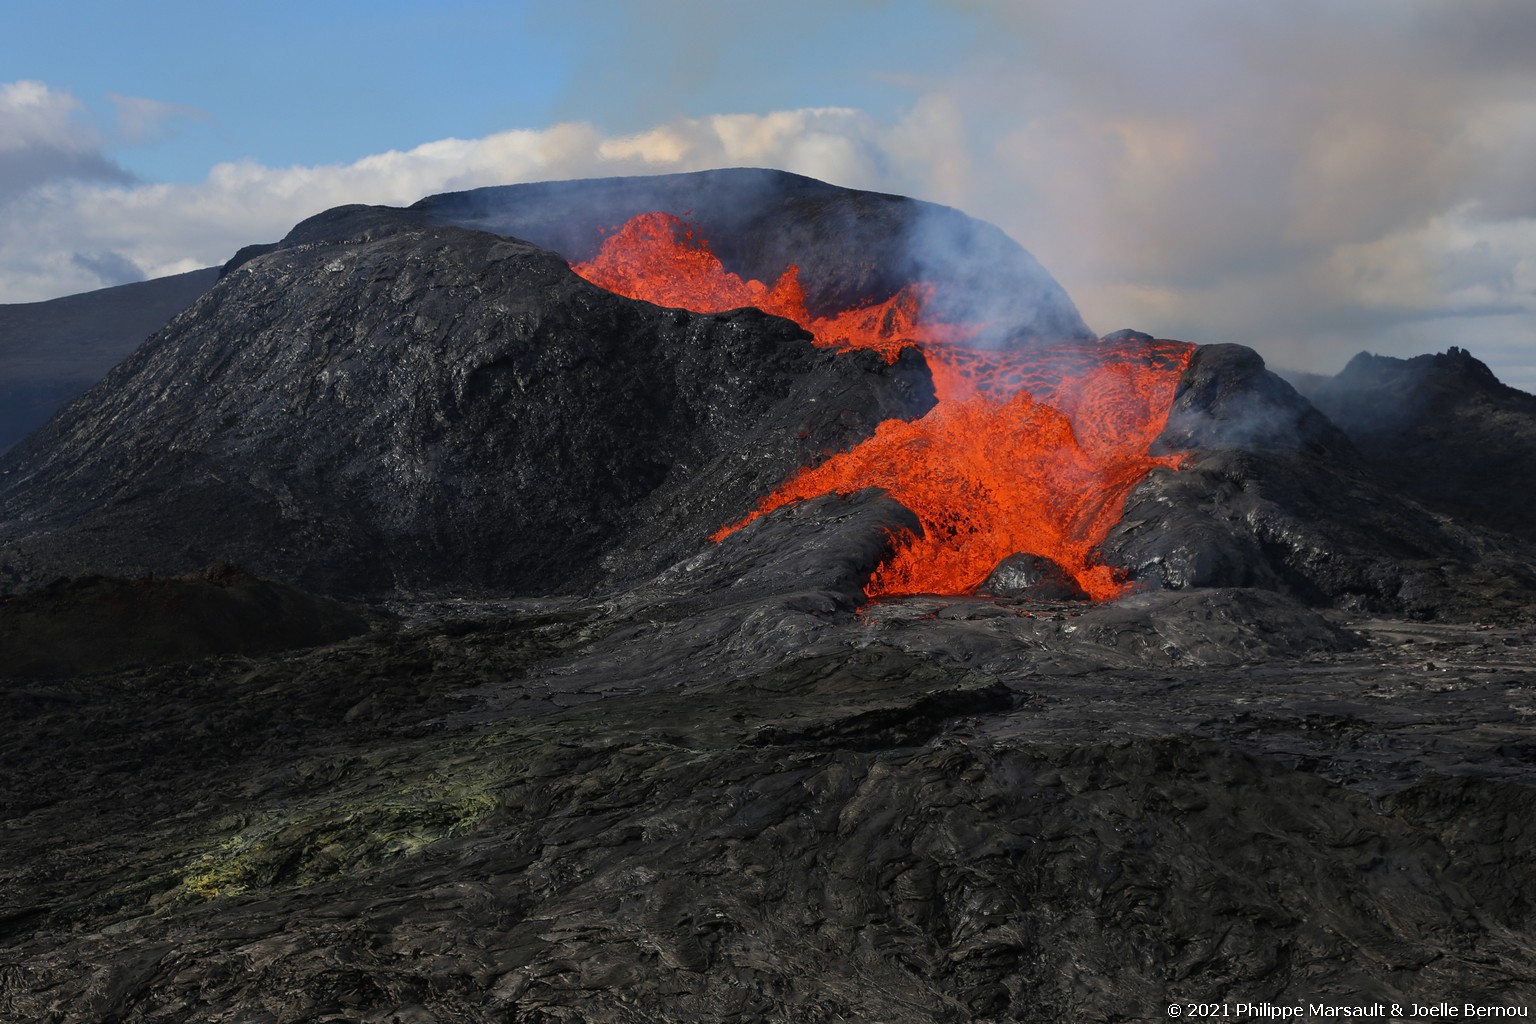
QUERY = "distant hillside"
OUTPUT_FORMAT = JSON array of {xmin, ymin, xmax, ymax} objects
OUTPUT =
[
  {"xmin": 0, "ymin": 267, "xmax": 219, "ymax": 452},
  {"xmin": 1300, "ymin": 347, "xmax": 1536, "ymax": 543}
]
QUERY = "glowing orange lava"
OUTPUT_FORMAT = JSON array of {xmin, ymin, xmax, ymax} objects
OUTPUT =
[{"xmin": 572, "ymin": 211, "xmax": 1192, "ymax": 600}]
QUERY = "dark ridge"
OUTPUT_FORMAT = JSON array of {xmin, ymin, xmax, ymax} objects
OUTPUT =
[
  {"xmin": 1104, "ymin": 341, "xmax": 1536, "ymax": 620},
  {"xmin": 1099, "ymin": 327, "xmax": 1155, "ymax": 346},
  {"xmin": 221, "ymin": 202, "xmax": 435, "ymax": 277},
  {"xmin": 1155, "ymin": 343, "xmax": 1354, "ymax": 457},
  {"xmin": 1302, "ymin": 347, "xmax": 1536, "ymax": 542},
  {"xmin": 0, "ymin": 267, "xmax": 219, "ymax": 452},
  {"xmin": 0, "ymin": 563, "xmax": 375, "ymax": 678},
  {"xmin": 412, "ymin": 167, "xmax": 1095, "ymax": 344}
]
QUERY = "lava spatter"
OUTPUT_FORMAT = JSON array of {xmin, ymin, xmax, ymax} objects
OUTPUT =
[{"xmin": 572, "ymin": 212, "xmax": 1192, "ymax": 600}]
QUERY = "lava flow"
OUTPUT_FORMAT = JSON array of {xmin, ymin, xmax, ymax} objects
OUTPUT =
[{"xmin": 572, "ymin": 212, "xmax": 1192, "ymax": 600}]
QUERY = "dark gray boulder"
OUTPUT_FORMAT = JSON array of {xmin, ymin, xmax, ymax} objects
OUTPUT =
[{"xmin": 979, "ymin": 552, "xmax": 1090, "ymax": 601}]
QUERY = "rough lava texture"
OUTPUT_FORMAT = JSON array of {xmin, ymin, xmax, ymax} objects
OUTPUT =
[
  {"xmin": 0, "ymin": 205, "xmax": 933, "ymax": 597},
  {"xmin": 1103, "ymin": 343, "xmax": 1536, "ymax": 621},
  {"xmin": 1303, "ymin": 347, "xmax": 1536, "ymax": 543},
  {"xmin": 2, "ymin": 504, "xmax": 1533, "ymax": 1021},
  {"xmin": 3, "ymin": 174, "xmax": 1536, "ymax": 1022}
]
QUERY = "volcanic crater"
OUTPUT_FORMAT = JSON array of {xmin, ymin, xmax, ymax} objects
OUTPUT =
[{"xmin": 2, "ymin": 168, "xmax": 1535, "ymax": 1022}]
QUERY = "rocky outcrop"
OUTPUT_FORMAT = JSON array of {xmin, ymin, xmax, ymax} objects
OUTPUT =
[
  {"xmin": 1103, "ymin": 343, "xmax": 1536, "ymax": 620},
  {"xmin": 1303, "ymin": 347, "xmax": 1536, "ymax": 543},
  {"xmin": 0, "ymin": 208, "xmax": 933, "ymax": 597},
  {"xmin": 1154, "ymin": 343, "xmax": 1355, "ymax": 457}
]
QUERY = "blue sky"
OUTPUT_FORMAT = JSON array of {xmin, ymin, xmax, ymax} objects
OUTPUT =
[
  {"xmin": 2, "ymin": 0, "xmax": 1534, "ymax": 389},
  {"xmin": 1, "ymin": 0, "xmax": 976, "ymax": 181},
  {"xmin": 4, "ymin": 2, "xmax": 570, "ymax": 181}
]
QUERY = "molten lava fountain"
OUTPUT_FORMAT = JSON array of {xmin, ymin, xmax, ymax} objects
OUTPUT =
[{"xmin": 573, "ymin": 212, "xmax": 1192, "ymax": 600}]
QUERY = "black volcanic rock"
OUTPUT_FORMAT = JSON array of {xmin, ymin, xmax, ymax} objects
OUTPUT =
[
  {"xmin": 0, "ymin": 563, "xmax": 374, "ymax": 678},
  {"xmin": 643, "ymin": 488, "xmax": 920, "ymax": 610},
  {"xmin": 2, "ymin": 579, "xmax": 1533, "ymax": 1021},
  {"xmin": 411, "ymin": 168, "xmax": 1094, "ymax": 345},
  {"xmin": 1155, "ymin": 343, "xmax": 1355, "ymax": 457},
  {"xmin": 0, "ymin": 169, "xmax": 1088, "ymax": 469},
  {"xmin": 0, "ymin": 207, "xmax": 933, "ymax": 597},
  {"xmin": 1304, "ymin": 347, "xmax": 1536, "ymax": 542},
  {"xmin": 5, "ymin": 175, "xmax": 1536, "ymax": 1024},
  {"xmin": 1104, "ymin": 342, "xmax": 1536, "ymax": 620},
  {"xmin": 979, "ymin": 552, "xmax": 1089, "ymax": 601},
  {"xmin": 9, "ymin": 172, "xmax": 1536, "ymax": 1024},
  {"xmin": 0, "ymin": 267, "xmax": 217, "ymax": 453}
]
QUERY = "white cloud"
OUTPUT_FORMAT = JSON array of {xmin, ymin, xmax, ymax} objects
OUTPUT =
[
  {"xmin": 0, "ymin": 80, "xmax": 97, "ymax": 155},
  {"xmin": 0, "ymin": 80, "xmax": 134, "ymax": 209},
  {"xmin": 885, "ymin": 0, "xmax": 1536, "ymax": 388},
  {"xmin": 0, "ymin": 104, "xmax": 928, "ymax": 304},
  {"xmin": 5, "ymin": 14, "xmax": 1536, "ymax": 395}
]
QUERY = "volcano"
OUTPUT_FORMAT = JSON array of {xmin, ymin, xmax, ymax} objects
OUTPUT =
[
  {"xmin": 569, "ymin": 209, "xmax": 1192, "ymax": 601},
  {"xmin": 2, "ymin": 169, "xmax": 1535, "ymax": 1021}
]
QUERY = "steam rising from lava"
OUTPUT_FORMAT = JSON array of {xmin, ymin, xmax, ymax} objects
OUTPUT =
[{"xmin": 573, "ymin": 213, "xmax": 1192, "ymax": 600}]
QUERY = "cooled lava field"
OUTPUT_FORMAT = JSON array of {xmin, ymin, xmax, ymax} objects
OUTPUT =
[{"xmin": 2, "ymin": 168, "xmax": 1534, "ymax": 1022}]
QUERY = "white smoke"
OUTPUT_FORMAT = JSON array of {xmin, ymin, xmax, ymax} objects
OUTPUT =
[
  {"xmin": 892, "ymin": 0, "xmax": 1536, "ymax": 391},
  {"xmin": 4, "ymin": 0, "xmax": 1535, "ymax": 392}
]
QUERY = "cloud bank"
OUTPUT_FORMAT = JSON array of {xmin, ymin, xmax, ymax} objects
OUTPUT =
[
  {"xmin": 933, "ymin": 0, "xmax": 1536, "ymax": 387},
  {"xmin": 2, "ymin": 0, "xmax": 1534, "ymax": 390},
  {"xmin": 0, "ymin": 86, "xmax": 925, "ymax": 302}
]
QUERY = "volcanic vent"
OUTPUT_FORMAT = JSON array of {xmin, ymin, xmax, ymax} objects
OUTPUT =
[
  {"xmin": 571, "ymin": 210, "xmax": 1192, "ymax": 600},
  {"xmin": 5, "ymin": 169, "xmax": 1106, "ymax": 599},
  {"xmin": 8, "ymin": 169, "xmax": 1536, "ymax": 1024},
  {"xmin": 2, "ymin": 168, "xmax": 1530, "ymax": 618}
]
